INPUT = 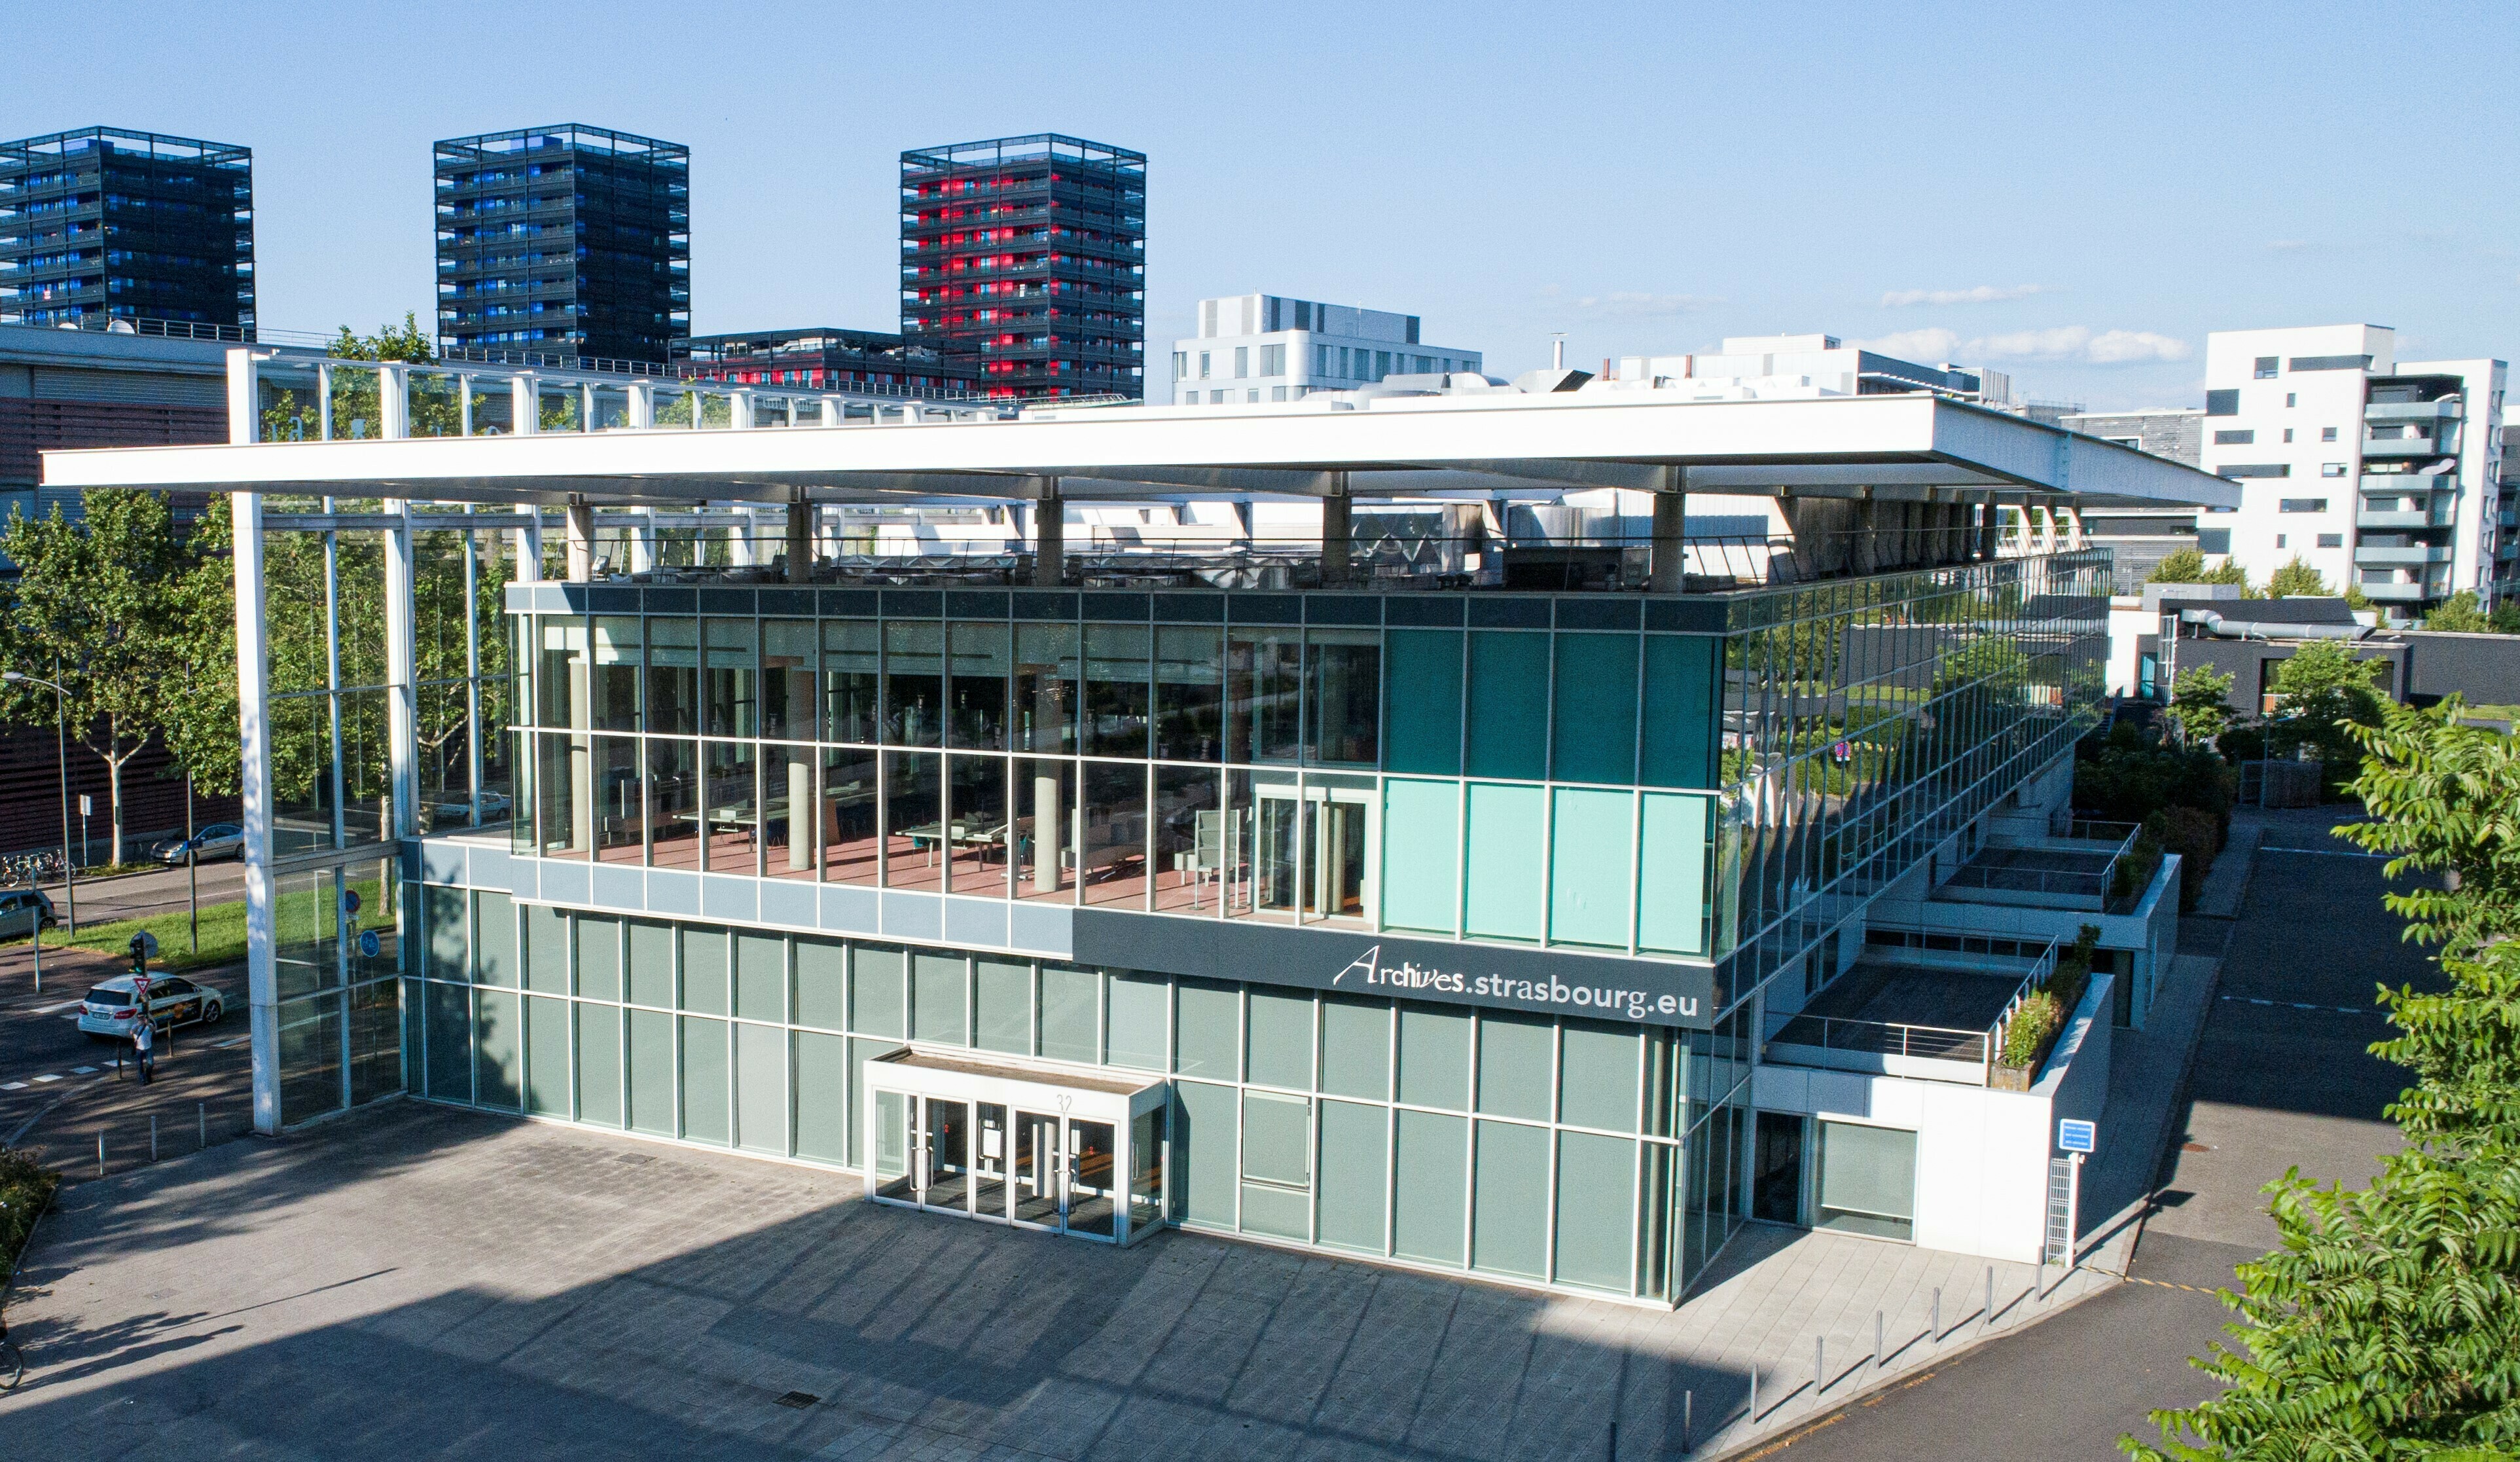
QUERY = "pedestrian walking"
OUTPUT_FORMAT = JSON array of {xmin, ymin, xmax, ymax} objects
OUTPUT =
[{"xmin": 133, "ymin": 1014, "xmax": 154, "ymax": 1085}]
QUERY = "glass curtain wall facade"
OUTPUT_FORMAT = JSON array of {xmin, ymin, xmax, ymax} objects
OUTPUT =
[
  {"xmin": 900, "ymin": 134, "xmax": 1145, "ymax": 401},
  {"xmin": 403, "ymin": 897, "xmax": 1758, "ymax": 1302},
  {"xmin": 435, "ymin": 126, "xmax": 691, "ymax": 365},
  {"xmin": 0, "ymin": 127, "xmax": 253, "ymax": 331},
  {"xmin": 503, "ymin": 587, "xmax": 1727, "ymax": 960},
  {"xmin": 1716, "ymin": 551, "xmax": 2112, "ymax": 999},
  {"xmin": 264, "ymin": 504, "xmax": 522, "ymax": 1127}
]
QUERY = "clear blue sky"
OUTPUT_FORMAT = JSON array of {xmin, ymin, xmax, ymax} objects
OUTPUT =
[{"xmin": 12, "ymin": 0, "xmax": 2516, "ymax": 411}]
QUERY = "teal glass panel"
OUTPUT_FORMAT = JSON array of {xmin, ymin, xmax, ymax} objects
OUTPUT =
[
  {"xmin": 423, "ymin": 979, "xmax": 471, "ymax": 1101},
  {"xmin": 1379, "ymin": 778, "xmax": 1460, "ymax": 935},
  {"xmin": 793, "ymin": 1031, "xmax": 848, "ymax": 1162},
  {"xmin": 1039, "ymin": 966, "xmax": 1098, "ymax": 1063},
  {"xmin": 424, "ymin": 885, "xmax": 467, "ymax": 981},
  {"xmin": 525, "ymin": 994, "xmax": 570, "ymax": 1116},
  {"xmin": 793, "ymin": 938, "xmax": 846, "ymax": 1030},
  {"xmin": 679, "ymin": 928, "xmax": 729, "ymax": 1015},
  {"xmin": 851, "ymin": 945, "xmax": 907, "ymax": 1038},
  {"xmin": 1319, "ymin": 995, "xmax": 1391, "ymax": 1101},
  {"xmin": 523, "ymin": 903, "xmax": 569, "ymax": 994},
  {"xmin": 912, "ymin": 952, "xmax": 968, "ymax": 1044},
  {"xmin": 626, "ymin": 919, "xmax": 674, "ymax": 1007},
  {"xmin": 1471, "ymin": 1120, "xmax": 1549, "ymax": 1279},
  {"xmin": 474, "ymin": 988, "xmax": 522, "ymax": 1110},
  {"xmin": 1382, "ymin": 629, "xmax": 1462, "ymax": 776},
  {"xmin": 1245, "ymin": 987, "xmax": 1313, "ymax": 1090},
  {"xmin": 734, "ymin": 1021, "xmax": 786, "ymax": 1154},
  {"xmin": 1397, "ymin": 1003, "xmax": 1471, "ymax": 1109},
  {"xmin": 1392, "ymin": 1108, "xmax": 1468, "ymax": 1266},
  {"xmin": 1559, "ymin": 1019, "xmax": 1640, "ymax": 1132},
  {"xmin": 626, "ymin": 1008, "xmax": 674, "ymax": 1135},
  {"xmin": 679, "ymin": 1016, "xmax": 729, "ymax": 1144},
  {"xmin": 1175, "ymin": 979, "xmax": 1238, "ymax": 1079},
  {"xmin": 1636, "ymin": 793, "xmax": 1711, "ymax": 955},
  {"xmin": 472, "ymin": 891, "xmax": 516, "ymax": 987},
  {"xmin": 1176, "ymin": 1079, "xmax": 1238, "ymax": 1226},
  {"xmin": 975, "ymin": 958, "xmax": 1032, "ymax": 1053},
  {"xmin": 1641, "ymin": 636, "xmax": 1720, "ymax": 789},
  {"xmin": 575, "ymin": 1002, "xmax": 622, "ymax": 1128},
  {"xmin": 1549, "ymin": 787, "xmax": 1634, "ymax": 949},
  {"xmin": 576, "ymin": 915, "xmax": 622, "ymax": 1002},
  {"xmin": 1107, "ymin": 971, "xmax": 1168, "ymax": 1070},
  {"xmin": 1476, "ymin": 1010, "xmax": 1555, "ymax": 1120},
  {"xmin": 1551, "ymin": 633, "xmax": 1638, "ymax": 784},
  {"xmin": 734, "ymin": 934, "xmax": 786, "ymax": 1023},
  {"xmin": 1553, "ymin": 1131, "xmax": 1638, "ymax": 1292},
  {"xmin": 1315, "ymin": 1099, "xmax": 1388, "ymax": 1252},
  {"xmin": 1463, "ymin": 782, "xmax": 1544, "ymax": 940},
  {"xmin": 1240, "ymin": 1089, "xmax": 1312, "ymax": 1239},
  {"xmin": 1465, "ymin": 631, "xmax": 1549, "ymax": 780}
]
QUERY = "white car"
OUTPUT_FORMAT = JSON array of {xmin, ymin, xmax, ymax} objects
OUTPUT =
[
  {"xmin": 77, "ymin": 974, "xmax": 228, "ymax": 1040},
  {"xmin": 154, "ymin": 823, "xmax": 245, "ymax": 864}
]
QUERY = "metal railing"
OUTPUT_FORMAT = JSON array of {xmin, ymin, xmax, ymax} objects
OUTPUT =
[{"xmin": 1764, "ymin": 1011, "xmax": 1992, "ymax": 1065}]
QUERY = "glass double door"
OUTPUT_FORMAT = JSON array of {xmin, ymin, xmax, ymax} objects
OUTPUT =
[{"xmin": 911, "ymin": 1096, "xmax": 1117, "ymax": 1239}]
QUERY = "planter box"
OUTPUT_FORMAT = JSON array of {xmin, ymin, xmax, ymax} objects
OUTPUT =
[{"xmin": 1990, "ymin": 1063, "xmax": 2032, "ymax": 1093}]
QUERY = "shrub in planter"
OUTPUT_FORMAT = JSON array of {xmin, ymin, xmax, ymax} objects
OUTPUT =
[
  {"xmin": 0, "ymin": 1144, "xmax": 60, "ymax": 1283},
  {"xmin": 2001, "ymin": 989, "xmax": 2064, "ymax": 1070}
]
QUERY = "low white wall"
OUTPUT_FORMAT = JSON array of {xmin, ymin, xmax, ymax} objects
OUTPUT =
[{"xmin": 1752, "ymin": 974, "xmax": 2117, "ymax": 1265}]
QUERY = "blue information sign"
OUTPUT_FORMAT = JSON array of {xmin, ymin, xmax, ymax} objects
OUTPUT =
[
  {"xmin": 2057, "ymin": 1119, "xmax": 2097, "ymax": 1154},
  {"xmin": 358, "ymin": 928, "xmax": 382, "ymax": 959}
]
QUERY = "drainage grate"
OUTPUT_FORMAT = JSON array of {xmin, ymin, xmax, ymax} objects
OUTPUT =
[{"xmin": 775, "ymin": 1391, "xmax": 819, "ymax": 1410}]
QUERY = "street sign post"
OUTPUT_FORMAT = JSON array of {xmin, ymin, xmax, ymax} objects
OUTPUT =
[{"xmin": 2057, "ymin": 1119, "xmax": 2096, "ymax": 1154}]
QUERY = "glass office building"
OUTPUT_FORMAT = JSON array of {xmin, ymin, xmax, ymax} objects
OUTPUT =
[
  {"xmin": 435, "ymin": 126, "xmax": 690, "ymax": 365},
  {"xmin": 348, "ymin": 553, "xmax": 2106, "ymax": 1304},
  {"xmin": 0, "ymin": 127, "xmax": 253, "ymax": 331}
]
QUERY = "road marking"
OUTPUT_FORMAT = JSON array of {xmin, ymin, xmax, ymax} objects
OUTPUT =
[
  {"xmin": 71, "ymin": 1065, "xmax": 96, "ymax": 1073},
  {"xmin": 2121, "ymin": 1274, "xmax": 2220, "ymax": 1295},
  {"xmin": 33, "ymin": 998, "xmax": 84, "ymax": 1014},
  {"xmin": 31, "ymin": 1073, "xmax": 60, "ymax": 1083},
  {"xmin": 213, "ymin": 1036, "xmax": 248, "ymax": 1049},
  {"xmin": 2220, "ymin": 996, "xmax": 2371, "ymax": 1017},
  {"xmin": 0, "ymin": 1082, "xmax": 24, "ymax": 1091}
]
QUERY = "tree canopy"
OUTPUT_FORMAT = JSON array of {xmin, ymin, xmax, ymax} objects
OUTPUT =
[
  {"xmin": 2266, "ymin": 556, "xmax": 2333, "ymax": 599},
  {"xmin": 2169, "ymin": 665, "xmax": 2237, "ymax": 745},
  {"xmin": 2268, "ymin": 640, "xmax": 2387, "ymax": 765}
]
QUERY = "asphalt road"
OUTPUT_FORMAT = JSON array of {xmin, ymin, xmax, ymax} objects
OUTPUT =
[
  {"xmin": 0, "ymin": 935, "xmax": 255, "ymax": 1182},
  {"xmin": 38, "ymin": 858, "xmax": 246, "ymax": 930},
  {"xmin": 1742, "ymin": 807, "xmax": 2437, "ymax": 1460}
]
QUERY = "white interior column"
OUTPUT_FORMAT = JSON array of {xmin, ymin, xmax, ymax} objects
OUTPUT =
[
  {"xmin": 228, "ymin": 350, "xmax": 281, "ymax": 1134},
  {"xmin": 629, "ymin": 506, "xmax": 658, "ymax": 575},
  {"xmin": 1648, "ymin": 466, "xmax": 1688, "ymax": 592},
  {"xmin": 565, "ymin": 498, "xmax": 595, "ymax": 581},
  {"xmin": 511, "ymin": 373, "xmax": 540, "ymax": 435}
]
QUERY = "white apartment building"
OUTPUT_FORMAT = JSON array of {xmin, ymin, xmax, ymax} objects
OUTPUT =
[
  {"xmin": 2198, "ymin": 325, "xmax": 2506, "ymax": 618},
  {"xmin": 1170, "ymin": 293, "xmax": 1483, "ymax": 405},
  {"xmin": 1607, "ymin": 334, "xmax": 2011, "ymax": 407}
]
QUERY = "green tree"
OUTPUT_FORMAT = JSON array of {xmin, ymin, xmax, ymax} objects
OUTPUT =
[
  {"xmin": 2332, "ymin": 698, "xmax": 2520, "ymax": 955},
  {"xmin": 2268, "ymin": 640, "xmax": 2386, "ymax": 766},
  {"xmin": 2168, "ymin": 664, "xmax": 2237, "ymax": 744},
  {"xmin": 0, "ymin": 490, "xmax": 214, "ymax": 863},
  {"xmin": 2422, "ymin": 593, "xmax": 2517, "ymax": 636},
  {"xmin": 2150, "ymin": 547, "xmax": 2208, "ymax": 583},
  {"xmin": 2267, "ymin": 556, "xmax": 2332, "ymax": 598},
  {"xmin": 157, "ymin": 496, "xmax": 242, "ymax": 795}
]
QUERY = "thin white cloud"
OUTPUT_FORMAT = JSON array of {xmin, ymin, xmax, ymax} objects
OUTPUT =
[
  {"xmin": 1567, "ymin": 291, "xmax": 1723, "ymax": 316},
  {"xmin": 1878, "ymin": 283, "xmax": 2047, "ymax": 308},
  {"xmin": 1851, "ymin": 327, "xmax": 1961, "ymax": 360},
  {"xmin": 1852, "ymin": 323, "xmax": 2191, "ymax": 366}
]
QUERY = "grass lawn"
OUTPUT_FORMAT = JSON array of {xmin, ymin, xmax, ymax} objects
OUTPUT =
[{"xmin": 36, "ymin": 898, "xmax": 249, "ymax": 972}]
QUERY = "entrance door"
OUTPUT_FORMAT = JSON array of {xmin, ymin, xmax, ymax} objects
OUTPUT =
[
  {"xmin": 1753, "ymin": 1111, "xmax": 1805, "ymax": 1225},
  {"xmin": 919, "ymin": 1097, "xmax": 971, "ymax": 1214},
  {"xmin": 972, "ymin": 1103, "xmax": 1009, "ymax": 1218},
  {"xmin": 1066, "ymin": 1119, "xmax": 1118, "ymax": 1237},
  {"xmin": 1013, "ymin": 1110, "xmax": 1064, "ymax": 1228}
]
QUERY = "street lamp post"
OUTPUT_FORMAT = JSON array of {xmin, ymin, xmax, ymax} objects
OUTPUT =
[{"xmin": 3, "ymin": 669, "xmax": 76, "ymax": 938}]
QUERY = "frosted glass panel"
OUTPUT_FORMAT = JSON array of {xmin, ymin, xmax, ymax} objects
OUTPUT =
[
  {"xmin": 1397, "ymin": 1004, "xmax": 1471, "ymax": 1110},
  {"xmin": 1471, "ymin": 1120, "xmax": 1548, "ymax": 1279},
  {"xmin": 575, "ymin": 1002, "xmax": 621, "ymax": 1128},
  {"xmin": 1392, "ymin": 1109, "xmax": 1467, "ymax": 1265},
  {"xmin": 1245, "ymin": 987, "xmax": 1313, "ymax": 1090},
  {"xmin": 1316, "ymin": 1099, "xmax": 1388, "ymax": 1252},
  {"xmin": 1176, "ymin": 1080, "xmax": 1238, "ymax": 1226},
  {"xmin": 1553, "ymin": 1131, "xmax": 1637, "ymax": 1292},
  {"xmin": 1549, "ymin": 788, "xmax": 1633, "ymax": 948},
  {"xmin": 1463, "ymin": 782, "xmax": 1544, "ymax": 940},
  {"xmin": 1380, "ymin": 778, "xmax": 1459, "ymax": 934},
  {"xmin": 1176, "ymin": 979, "xmax": 1238, "ymax": 1079},
  {"xmin": 1636, "ymin": 793, "xmax": 1710, "ymax": 955},
  {"xmin": 1107, "ymin": 972, "xmax": 1169, "ymax": 1071},
  {"xmin": 1320, "ymin": 996, "xmax": 1390, "ymax": 1101}
]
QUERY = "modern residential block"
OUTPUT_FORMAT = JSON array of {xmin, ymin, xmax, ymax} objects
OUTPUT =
[
  {"xmin": 2198, "ymin": 325, "xmax": 2506, "ymax": 619},
  {"xmin": 674, "ymin": 327, "xmax": 979, "ymax": 399},
  {"xmin": 1608, "ymin": 335, "xmax": 2011, "ymax": 405},
  {"xmin": 2058, "ymin": 408, "xmax": 2205, "ymax": 592},
  {"xmin": 1170, "ymin": 295, "xmax": 1484, "ymax": 405},
  {"xmin": 0, "ymin": 127, "xmax": 253, "ymax": 333},
  {"xmin": 435, "ymin": 125, "xmax": 691, "ymax": 366},
  {"xmin": 899, "ymin": 135, "xmax": 1145, "ymax": 401},
  {"xmin": 43, "ymin": 363, "xmax": 2231, "ymax": 1304}
]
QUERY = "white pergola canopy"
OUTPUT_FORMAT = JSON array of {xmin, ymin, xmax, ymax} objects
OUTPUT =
[{"xmin": 40, "ymin": 351, "xmax": 2241, "ymax": 512}]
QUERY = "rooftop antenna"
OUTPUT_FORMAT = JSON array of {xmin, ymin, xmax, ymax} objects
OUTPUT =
[{"xmin": 1551, "ymin": 333, "xmax": 1567, "ymax": 370}]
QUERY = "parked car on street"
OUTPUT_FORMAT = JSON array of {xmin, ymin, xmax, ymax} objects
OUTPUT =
[
  {"xmin": 0, "ymin": 888, "xmax": 56, "ymax": 937},
  {"xmin": 151, "ymin": 823, "xmax": 245, "ymax": 865},
  {"xmin": 77, "ymin": 974, "xmax": 227, "ymax": 1039}
]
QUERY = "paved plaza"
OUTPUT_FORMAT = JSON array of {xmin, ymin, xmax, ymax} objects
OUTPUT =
[{"xmin": 0, "ymin": 1097, "xmax": 2100, "ymax": 1460}]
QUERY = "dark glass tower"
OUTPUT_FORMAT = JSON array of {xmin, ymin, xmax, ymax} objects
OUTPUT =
[
  {"xmin": 435, "ymin": 125, "xmax": 689, "ymax": 365},
  {"xmin": 0, "ymin": 128, "xmax": 253, "ymax": 332},
  {"xmin": 900, "ymin": 134, "xmax": 1144, "ymax": 401}
]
